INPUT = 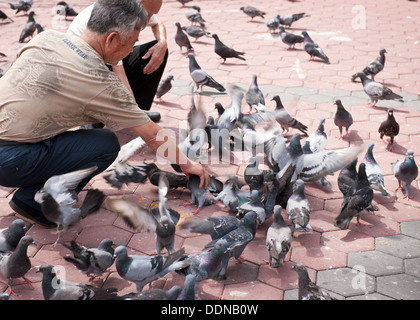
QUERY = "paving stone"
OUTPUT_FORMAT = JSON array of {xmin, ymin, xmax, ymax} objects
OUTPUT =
[
  {"xmin": 405, "ymin": 257, "xmax": 420, "ymax": 278},
  {"xmin": 401, "ymin": 220, "xmax": 420, "ymax": 240},
  {"xmin": 377, "ymin": 274, "xmax": 420, "ymax": 300},
  {"xmin": 346, "ymin": 292, "xmax": 394, "ymax": 300},
  {"xmin": 316, "ymin": 267, "xmax": 376, "ymax": 297},
  {"xmin": 347, "ymin": 250, "xmax": 404, "ymax": 276},
  {"xmin": 375, "ymin": 234, "xmax": 420, "ymax": 259}
]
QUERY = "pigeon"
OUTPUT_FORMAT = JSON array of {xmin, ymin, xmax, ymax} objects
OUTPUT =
[
  {"xmin": 215, "ymin": 102, "xmax": 225, "ymax": 118},
  {"xmin": 334, "ymin": 99, "xmax": 353, "ymax": 139},
  {"xmin": 34, "ymin": 166, "xmax": 105, "ymax": 244},
  {"xmin": 185, "ymin": 6, "xmax": 205, "ymax": 27},
  {"xmin": 392, "ymin": 150, "xmax": 418, "ymax": 199},
  {"xmin": 202, "ymin": 211, "xmax": 259, "ymax": 279},
  {"xmin": 265, "ymin": 163, "xmax": 296, "ymax": 212},
  {"xmin": 353, "ymin": 72, "xmax": 403, "ymax": 106},
  {"xmin": 337, "ymin": 158, "xmax": 358, "ymax": 198},
  {"xmin": 245, "ymin": 75, "xmax": 266, "ymax": 112},
  {"xmin": 244, "ymin": 156, "xmax": 266, "ymax": 195},
  {"xmin": 215, "ymin": 176, "xmax": 249, "ymax": 212},
  {"xmin": 378, "ymin": 108, "xmax": 400, "ymax": 151},
  {"xmin": 0, "ymin": 235, "xmax": 36, "ymax": 295},
  {"xmin": 142, "ymin": 162, "xmax": 188, "ymax": 189},
  {"xmin": 286, "ymin": 179, "xmax": 312, "ymax": 232},
  {"xmin": 279, "ymin": 12, "xmax": 309, "ymax": 28},
  {"xmin": 181, "ymin": 174, "xmax": 215, "ymax": 214},
  {"xmin": 266, "ymin": 205, "xmax": 292, "ymax": 267},
  {"xmin": 301, "ymin": 31, "xmax": 330, "ymax": 64},
  {"xmin": 18, "ymin": 11, "xmax": 36, "ymax": 43},
  {"xmin": 334, "ymin": 163, "xmax": 374, "ymax": 229},
  {"xmin": 105, "ymin": 136, "xmax": 146, "ymax": 172},
  {"xmin": 9, "ymin": 0, "xmax": 32, "ymax": 15},
  {"xmin": 240, "ymin": 6, "xmax": 265, "ymax": 21},
  {"xmin": 175, "ymin": 22, "xmax": 194, "ymax": 52},
  {"xmin": 187, "ymin": 53, "xmax": 226, "ymax": 92},
  {"xmin": 114, "ymin": 246, "xmax": 189, "ymax": 292},
  {"xmin": 212, "ymin": 34, "xmax": 245, "ymax": 63},
  {"xmin": 236, "ymin": 189, "xmax": 266, "ymax": 224},
  {"xmin": 291, "ymin": 263, "xmax": 337, "ymax": 300},
  {"xmin": 52, "ymin": 1, "xmax": 78, "ymax": 19},
  {"xmin": 279, "ymin": 26, "xmax": 304, "ymax": 49},
  {"xmin": 155, "ymin": 74, "xmax": 174, "ymax": 102},
  {"xmin": 119, "ymin": 285, "xmax": 182, "ymax": 300},
  {"xmin": 107, "ymin": 175, "xmax": 180, "ymax": 255},
  {"xmin": 176, "ymin": 238, "xmax": 230, "ymax": 299},
  {"xmin": 177, "ymin": 0, "xmax": 193, "ymax": 6},
  {"xmin": 352, "ymin": 49, "xmax": 387, "ymax": 81},
  {"xmin": 266, "ymin": 15, "xmax": 280, "ymax": 33},
  {"xmin": 177, "ymin": 274, "xmax": 196, "ymax": 300},
  {"xmin": 0, "ymin": 9, "xmax": 14, "ymax": 23},
  {"xmin": 0, "ymin": 219, "xmax": 26, "ymax": 253},
  {"xmin": 61, "ymin": 238, "xmax": 115, "ymax": 278},
  {"xmin": 182, "ymin": 25, "xmax": 210, "ymax": 41},
  {"xmin": 302, "ymin": 118, "xmax": 327, "ymax": 154},
  {"xmin": 0, "ymin": 292, "xmax": 11, "ymax": 300},
  {"xmin": 362, "ymin": 142, "xmax": 390, "ymax": 197},
  {"xmin": 271, "ymin": 95, "xmax": 308, "ymax": 135},
  {"xmin": 36, "ymin": 264, "xmax": 118, "ymax": 300},
  {"xmin": 34, "ymin": 23, "xmax": 44, "ymax": 34}
]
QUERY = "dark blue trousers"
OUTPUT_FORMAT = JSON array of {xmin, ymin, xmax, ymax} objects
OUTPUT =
[{"xmin": 0, "ymin": 129, "xmax": 120, "ymax": 217}]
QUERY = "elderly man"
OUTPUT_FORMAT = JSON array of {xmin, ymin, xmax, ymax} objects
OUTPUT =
[
  {"xmin": 0, "ymin": 0, "xmax": 210, "ymax": 227},
  {"xmin": 68, "ymin": 0, "xmax": 168, "ymax": 122}
]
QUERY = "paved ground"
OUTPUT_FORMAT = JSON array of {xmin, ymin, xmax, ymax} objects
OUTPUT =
[{"xmin": 0, "ymin": 0, "xmax": 419, "ymax": 300}]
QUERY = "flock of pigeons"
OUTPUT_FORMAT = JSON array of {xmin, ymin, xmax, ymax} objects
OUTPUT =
[{"xmin": 0, "ymin": 0, "xmax": 419, "ymax": 301}]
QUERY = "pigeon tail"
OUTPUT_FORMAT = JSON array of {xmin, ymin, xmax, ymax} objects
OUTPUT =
[{"xmin": 80, "ymin": 189, "xmax": 105, "ymax": 218}]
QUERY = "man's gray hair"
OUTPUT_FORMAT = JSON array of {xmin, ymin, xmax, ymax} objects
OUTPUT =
[{"xmin": 87, "ymin": 0, "xmax": 148, "ymax": 37}]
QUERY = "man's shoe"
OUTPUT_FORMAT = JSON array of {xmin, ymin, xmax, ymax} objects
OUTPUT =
[
  {"xmin": 146, "ymin": 111, "xmax": 161, "ymax": 123},
  {"xmin": 9, "ymin": 199, "xmax": 56, "ymax": 228}
]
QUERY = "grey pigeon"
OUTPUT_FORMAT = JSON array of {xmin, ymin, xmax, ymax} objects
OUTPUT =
[
  {"xmin": 34, "ymin": 166, "xmax": 105, "ymax": 244},
  {"xmin": 0, "ymin": 9, "xmax": 14, "ymax": 23},
  {"xmin": 279, "ymin": 26, "xmax": 304, "ymax": 49},
  {"xmin": 337, "ymin": 158, "xmax": 358, "ymax": 198},
  {"xmin": 0, "ymin": 292, "xmax": 11, "ymax": 300},
  {"xmin": 362, "ymin": 142, "xmax": 390, "ymax": 197},
  {"xmin": 18, "ymin": 10, "xmax": 36, "ymax": 43},
  {"xmin": 105, "ymin": 136, "xmax": 146, "ymax": 172},
  {"xmin": 61, "ymin": 238, "xmax": 115, "ymax": 278},
  {"xmin": 52, "ymin": 1, "xmax": 78, "ymax": 19},
  {"xmin": 215, "ymin": 176, "xmax": 249, "ymax": 212},
  {"xmin": 334, "ymin": 99, "xmax": 353, "ymax": 139},
  {"xmin": 266, "ymin": 15, "xmax": 280, "ymax": 33},
  {"xmin": 107, "ymin": 175, "xmax": 180, "ymax": 255},
  {"xmin": 378, "ymin": 108, "xmax": 400, "ymax": 151},
  {"xmin": 301, "ymin": 31, "xmax": 330, "ymax": 64},
  {"xmin": 392, "ymin": 150, "xmax": 418, "ymax": 199},
  {"xmin": 177, "ymin": 0, "xmax": 193, "ymax": 6},
  {"xmin": 185, "ymin": 6, "xmax": 205, "ymax": 27},
  {"xmin": 155, "ymin": 74, "xmax": 174, "ymax": 103},
  {"xmin": 175, "ymin": 22, "xmax": 194, "ymax": 52},
  {"xmin": 37, "ymin": 263, "xmax": 118, "ymax": 300},
  {"xmin": 182, "ymin": 25, "xmax": 210, "ymax": 41},
  {"xmin": 286, "ymin": 179, "xmax": 312, "ymax": 232},
  {"xmin": 176, "ymin": 238, "xmax": 230, "ymax": 299},
  {"xmin": 352, "ymin": 48, "xmax": 387, "ymax": 81},
  {"xmin": 212, "ymin": 34, "xmax": 245, "ymax": 63},
  {"xmin": 334, "ymin": 163, "xmax": 374, "ymax": 229},
  {"xmin": 9, "ymin": 0, "xmax": 32, "ymax": 14},
  {"xmin": 266, "ymin": 205, "xmax": 292, "ymax": 267},
  {"xmin": 279, "ymin": 12, "xmax": 309, "ymax": 28},
  {"xmin": 302, "ymin": 118, "xmax": 327, "ymax": 154},
  {"xmin": 245, "ymin": 75, "xmax": 266, "ymax": 112},
  {"xmin": 236, "ymin": 189, "xmax": 266, "ymax": 224},
  {"xmin": 215, "ymin": 102, "xmax": 225, "ymax": 118},
  {"xmin": 244, "ymin": 156, "xmax": 266, "ymax": 195},
  {"xmin": 177, "ymin": 274, "xmax": 196, "ymax": 300},
  {"xmin": 353, "ymin": 72, "xmax": 403, "ymax": 106},
  {"xmin": 240, "ymin": 6, "xmax": 265, "ymax": 20},
  {"xmin": 187, "ymin": 53, "xmax": 226, "ymax": 92},
  {"xmin": 0, "ymin": 219, "xmax": 26, "ymax": 253},
  {"xmin": 119, "ymin": 286, "xmax": 181, "ymax": 300},
  {"xmin": 271, "ymin": 95, "xmax": 308, "ymax": 135},
  {"xmin": 292, "ymin": 263, "xmax": 337, "ymax": 300},
  {"xmin": 0, "ymin": 235, "xmax": 36, "ymax": 295},
  {"xmin": 181, "ymin": 174, "xmax": 215, "ymax": 214},
  {"xmin": 114, "ymin": 246, "xmax": 189, "ymax": 292}
]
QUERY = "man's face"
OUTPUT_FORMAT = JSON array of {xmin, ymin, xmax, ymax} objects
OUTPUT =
[{"xmin": 105, "ymin": 29, "xmax": 140, "ymax": 65}]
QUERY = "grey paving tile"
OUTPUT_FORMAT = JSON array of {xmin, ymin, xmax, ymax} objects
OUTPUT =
[
  {"xmin": 316, "ymin": 267, "xmax": 376, "ymax": 297},
  {"xmin": 318, "ymin": 88, "xmax": 352, "ymax": 98},
  {"xmin": 346, "ymin": 292, "xmax": 394, "ymax": 300},
  {"xmin": 375, "ymin": 234, "xmax": 420, "ymax": 259},
  {"xmin": 401, "ymin": 221, "xmax": 420, "ymax": 240},
  {"xmin": 300, "ymin": 94, "xmax": 333, "ymax": 104},
  {"xmin": 348, "ymin": 250, "xmax": 404, "ymax": 276},
  {"xmin": 377, "ymin": 274, "xmax": 420, "ymax": 300},
  {"xmin": 405, "ymin": 257, "xmax": 420, "ymax": 278}
]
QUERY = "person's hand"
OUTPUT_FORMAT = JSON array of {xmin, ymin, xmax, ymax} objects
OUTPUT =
[
  {"xmin": 180, "ymin": 161, "xmax": 210, "ymax": 190},
  {"xmin": 142, "ymin": 41, "xmax": 167, "ymax": 74}
]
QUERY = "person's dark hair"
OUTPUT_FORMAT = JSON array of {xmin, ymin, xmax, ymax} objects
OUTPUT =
[{"xmin": 87, "ymin": 0, "xmax": 148, "ymax": 38}]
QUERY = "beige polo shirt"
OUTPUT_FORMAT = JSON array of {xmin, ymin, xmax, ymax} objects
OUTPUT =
[{"xmin": 0, "ymin": 30, "xmax": 149, "ymax": 143}]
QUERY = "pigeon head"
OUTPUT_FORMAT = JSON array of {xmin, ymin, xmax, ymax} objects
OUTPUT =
[
  {"xmin": 271, "ymin": 95, "xmax": 284, "ymax": 109},
  {"xmin": 20, "ymin": 235, "xmax": 36, "ymax": 247},
  {"xmin": 380, "ymin": 48, "xmax": 387, "ymax": 55},
  {"xmin": 113, "ymin": 245, "xmax": 128, "ymax": 259},
  {"xmin": 292, "ymin": 179, "xmax": 305, "ymax": 194},
  {"xmin": 279, "ymin": 26, "xmax": 285, "ymax": 32},
  {"xmin": 406, "ymin": 150, "xmax": 415, "ymax": 160},
  {"xmin": 333, "ymin": 99, "xmax": 344, "ymax": 108},
  {"xmin": 36, "ymin": 263, "xmax": 55, "ymax": 275},
  {"xmin": 167, "ymin": 74, "xmax": 174, "ymax": 81},
  {"xmin": 175, "ymin": 22, "xmax": 181, "ymax": 28},
  {"xmin": 291, "ymin": 262, "xmax": 307, "ymax": 273},
  {"xmin": 211, "ymin": 34, "xmax": 219, "ymax": 40},
  {"xmin": 387, "ymin": 108, "xmax": 394, "ymax": 117},
  {"xmin": 357, "ymin": 163, "xmax": 368, "ymax": 181}
]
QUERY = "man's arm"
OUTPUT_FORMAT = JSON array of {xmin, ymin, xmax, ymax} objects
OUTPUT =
[
  {"xmin": 129, "ymin": 120, "xmax": 210, "ymax": 189},
  {"xmin": 142, "ymin": 18, "xmax": 168, "ymax": 74}
]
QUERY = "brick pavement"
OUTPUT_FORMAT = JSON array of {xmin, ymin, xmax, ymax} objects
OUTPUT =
[{"xmin": 0, "ymin": 0, "xmax": 419, "ymax": 300}]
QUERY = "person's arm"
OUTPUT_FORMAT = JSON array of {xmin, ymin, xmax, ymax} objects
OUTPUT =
[
  {"xmin": 142, "ymin": 18, "xmax": 167, "ymax": 74},
  {"xmin": 112, "ymin": 64, "xmax": 135, "ymax": 98},
  {"xmin": 129, "ymin": 121, "xmax": 210, "ymax": 189}
]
